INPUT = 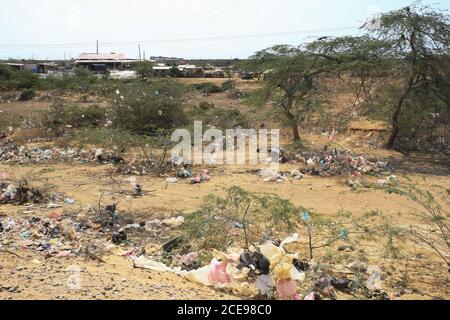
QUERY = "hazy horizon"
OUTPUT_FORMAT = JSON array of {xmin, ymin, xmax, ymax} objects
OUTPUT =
[{"xmin": 1, "ymin": 0, "xmax": 448, "ymax": 60}]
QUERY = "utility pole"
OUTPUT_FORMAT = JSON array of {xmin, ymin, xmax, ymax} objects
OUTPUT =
[
  {"xmin": 138, "ymin": 44, "xmax": 142, "ymax": 61},
  {"xmin": 96, "ymin": 40, "xmax": 99, "ymax": 54},
  {"xmin": 143, "ymin": 51, "xmax": 146, "ymax": 61}
]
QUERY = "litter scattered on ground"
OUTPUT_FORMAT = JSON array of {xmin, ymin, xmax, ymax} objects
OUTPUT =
[
  {"xmin": 125, "ymin": 176, "xmax": 143, "ymax": 196},
  {"xmin": 298, "ymin": 149, "xmax": 394, "ymax": 177},
  {"xmin": 0, "ymin": 177, "xmax": 387, "ymax": 300},
  {"xmin": 132, "ymin": 255, "xmax": 181, "ymax": 273},
  {"xmin": 64, "ymin": 198, "xmax": 76, "ymax": 205},
  {"xmin": 161, "ymin": 216, "xmax": 185, "ymax": 228},
  {"xmin": 109, "ymin": 70, "xmax": 137, "ymax": 80},
  {"xmin": 0, "ymin": 204, "xmax": 390, "ymax": 300},
  {"xmin": 0, "ymin": 143, "xmax": 125, "ymax": 165},
  {"xmin": 0, "ymin": 181, "xmax": 45, "ymax": 205},
  {"xmin": 177, "ymin": 166, "xmax": 193, "ymax": 178},
  {"xmin": 130, "ymin": 238, "xmax": 321, "ymax": 299},
  {"xmin": 266, "ymin": 145, "xmax": 395, "ymax": 178},
  {"xmin": 190, "ymin": 170, "xmax": 211, "ymax": 184},
  {"xmin": 165, "ymin": 168, "xmax": 212, "ymax": 185},
  {"xmin": 259, "ymin": 168, "xmax": 289, "ymax": 183},
  {"xmin": 0, "ymin": 203, "xmax": 187, "ymax": 262},
  {"xmin": 254, "ymin": 148, "xmax": 393, "ymax": 184},
  {"xmin": 347, "ymin": 174, "xmax": 398, "ymax": 189}
]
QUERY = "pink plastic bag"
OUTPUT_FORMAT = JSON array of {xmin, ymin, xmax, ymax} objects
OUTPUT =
[
  {"xmin": 276, "ymin": 278, "xmax": 297, "ymax": 299},
  {"xmin": 181, "ymin": 252, "xmax": 198, "ymax": 266},
  {"xmin": 208, "ymin": 259, "xmax": 231, "ymax": 284},
  {"xmin": 191, "ymin": 176, "xmax": 202, "ymax": 184},
  {"xmin": 304, "ymin": 292, "xmax": 316, "ymax": 300},
  {"xmin": 55, "ymin": 250, "xmax": 71, "ymax": 258}
]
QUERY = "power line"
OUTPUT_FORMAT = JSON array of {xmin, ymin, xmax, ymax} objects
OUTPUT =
[{"xmin": 0, "ymin": 26, "xmax": 360, "ymax": 50}]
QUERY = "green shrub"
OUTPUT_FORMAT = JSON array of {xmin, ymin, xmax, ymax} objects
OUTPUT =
[
  {"xmin": 107, "ymin": 80, "xmax": 188, "ymax": 135},
  {"xmin": 198, "ymin": 101, "xmax": 214, "ymax": 111},
  {"xmin": 182, "ymin": 186, "xmax": 301, "ymax": 250},
  {"xmin": 38, "ymin": 67, "xmax": 99, "ymax": 92},
  {"xmin": 192, "ymin": 80, "xmax": 236, "ymax": 94},
  {"xmin": 8, "ymin": 70, "xmax": 41, "ymax": 89},
  {"xmin": 46, "ymin": 100, "xmax": 105, "ymax": 131},
  {"xmin": 192, "ymin": 82, "xmax": 222, "ymax": 94},
  {"xmin": 210, "ymin": 108, "xmax": 249, "ymax": 128},
  {"xmin": 58, "ymin": 127, "xmax": 159, "ymax": 150},
  {"xmin": 220, "ymin": 80, "xmax": 236, "ymax": 91},
  {"xmin": 0, "ymin": 64, "xmax": 101, "ymax": 92},
  {"xmin": 189, "ymin": 102, "xmax": 249, "ymax": 129},
  {"xmin": 134, "ymin": 62, "xmax": 155, "ymax": 79},
  {"xmin": 0, "ymin": 65, "xmax": 14, "ymax": 81}
]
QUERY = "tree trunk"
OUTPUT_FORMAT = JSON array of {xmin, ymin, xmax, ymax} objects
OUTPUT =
[
  {"xmin": 386, "ymin": 89, "xmax": 410, "ymax": 149},
  {"xmin": 387, "ymin": 26, "xmax": 418, "ymax": 150},
  {"xmin": 386, "ymin": 113, "xmax": 400, "ymax": 149},
  {"xmin": 292, "ymin": 123, "xmax": 301, "ymax": 141},
  {"xmin": 284, "ymin": 97, "xmax": 301, "ymax": 141}
]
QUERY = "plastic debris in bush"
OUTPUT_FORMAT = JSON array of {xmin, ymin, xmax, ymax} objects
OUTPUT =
[
  {"xmin": 298, "ymin": 148, "xmax": 394, "ymax": 177},
  {"xmin": 0, "ymin": 144, "xmax": 126, "ymax": 165}
]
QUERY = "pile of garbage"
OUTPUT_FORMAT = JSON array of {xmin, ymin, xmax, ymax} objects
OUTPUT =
[
  {"xmin": 297, "ymin": 149, "xmax": 393, "ymax": 177},
  {"xmin": 0, "ymin": 181, "xmax": 45, "ymax": 205},
  {"xmin": 0, "ymin": 144, "xmax": 124, "ymax": 165},
  {"xmin": 254, "ymin": 147, "xmax": 393, "ymax": 182},
  {"xmin": 0, "ymin": 212, "xmax": 88, "ymax": 258},
  {"xmin": 131, "ymin": 232, "xmax": 387, "ymax": 300},
  {"xmin": 0, "ymin": 202, "xmax": 186, "ymax": 262},
  {"xmin": 0, "ymin": 203, "xmax": 389, "ymax": 300},
  {"xmin": 114, "ymin": 155, "xmax": 189, "ymax": 177},
  {"xmin": 132, "ymin": 235, "xmax": 310, "ymax": 299}
]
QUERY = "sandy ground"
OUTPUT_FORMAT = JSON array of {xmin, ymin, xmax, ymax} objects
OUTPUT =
[
  {"xmin": 0, "ymin": 89, "xmax": 448, "ymax": 300},
  {"xmin": 0, "ymin": 250, "xmax": 236, "ymax": 300},
  {"xmin": 0, "ymin": 159, "xmax": 448, "ymax": 300}
]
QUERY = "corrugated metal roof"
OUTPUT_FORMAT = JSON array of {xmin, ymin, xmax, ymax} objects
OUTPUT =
[
  {"xmin": 76, "ymin": 53, "xmax": 125, "ymax": 61},
  {"xmin": 75, "ymin": 59, "xmax": 136, "ymax": 64},
  {"xmin": 74, "ymin": 53, "xmax": 139, "ymax": 64}
]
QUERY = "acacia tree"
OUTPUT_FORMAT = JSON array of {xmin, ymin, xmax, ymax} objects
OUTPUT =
[
  {"xmin": 245, "ymin": 4, "xmax": 449, "ymax": 147},
  {"xmin": 366, "ymin": 4, "xmax": 450, "ymax": 149},
  {"xmin": 247, "ymin": 45, "xmax": 330, "ymax": 141},
  {"xmin": 308, "ymin": 5, "xmax": 449, "ymax": 150},
  {"xmin": 307, "ymin": 36, "xmax": 392, "ymax": 125}
]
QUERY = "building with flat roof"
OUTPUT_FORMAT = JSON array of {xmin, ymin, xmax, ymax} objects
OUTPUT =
[{"xmin": 74, "ymin": 53, "xmax": 137, "ymax": 71}]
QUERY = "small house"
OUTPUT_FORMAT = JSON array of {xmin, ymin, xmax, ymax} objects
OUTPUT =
[{"xmin": 74, "ymin": 53, "xmax": 137, "ymax": 71}]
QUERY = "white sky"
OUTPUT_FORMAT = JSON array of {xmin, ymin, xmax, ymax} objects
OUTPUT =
[{"xmin": 1, "ymin": 0, "xmax": 448, "ymax": 60}]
